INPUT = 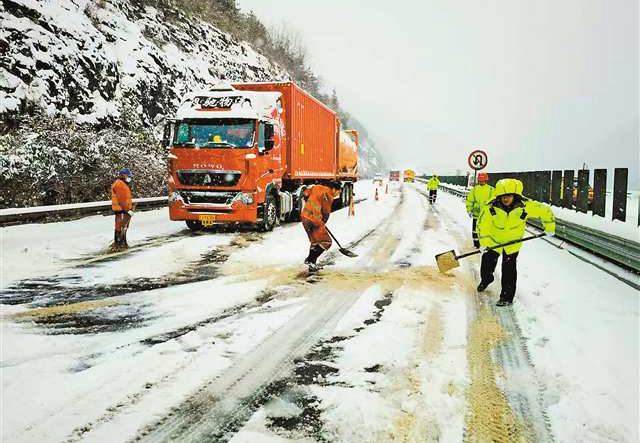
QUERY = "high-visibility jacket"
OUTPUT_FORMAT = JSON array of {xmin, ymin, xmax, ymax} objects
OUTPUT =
[
  {"xmin": 466, "ymin": 184, "xmax": 496, "ymax": 217},
  {"xmin": 477, "ymin": 198, "xmax": 555, "ymax": 254},
  {"xmin": 111, "ymin": 179, "xmax": 133, "ymax": 212},
  {"xmin": 302, "ymin": 185, "xmax": 334, "ymax": 224},
  {"xmin": 427, "ymin": 177, "xmax": 440, "ymax": 190}
]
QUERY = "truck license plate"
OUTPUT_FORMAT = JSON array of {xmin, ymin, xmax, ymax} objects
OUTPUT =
[{"xmin": 199, "ymin": 214, "xmax": 216, "ymax": 227}]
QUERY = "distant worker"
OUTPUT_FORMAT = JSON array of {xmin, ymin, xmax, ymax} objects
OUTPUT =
[
  {"xmin": 111, "ymin": 168, "xmax": 134, "ymax": 250},
  {"xmin": 476, "ymin": 178, "xmax": 556, "ymax": 306},
  {"xmin": 427, "ymin": 174, "xmax": 440, "ymax": 204},
  {"xmin": 301, "ymin": 181, "xmax": 342, "ymax": 272},
  {"xmin": 466, "ymin": 173, "xmax": 495, "ymax": 248}
]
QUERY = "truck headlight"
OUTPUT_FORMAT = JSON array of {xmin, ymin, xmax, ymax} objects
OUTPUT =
[
  {"xmin": 168, "ymin": 191, "xmax": 183, "ymax": 203},
  {"xmin": 233, "ymin": 192, "xmax": 254, "ymax": 205}
]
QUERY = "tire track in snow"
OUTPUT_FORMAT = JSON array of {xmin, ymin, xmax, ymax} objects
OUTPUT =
[
  {"xmin": 59, "ymin": 196, "xmax": 403, "ymax": 443},
  {"xmin": 0, "ymin": 233, "xmax": 263, "ymax": 307},
  {"xmin": 121, "ymin": 195, "xmax": 409, "ymax": 443}
]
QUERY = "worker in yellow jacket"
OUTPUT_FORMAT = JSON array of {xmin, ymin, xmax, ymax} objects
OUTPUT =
[
  {"xmin": 426, "ymin": 175, "xmax": 440, "ymax": 204},
  {"xmin": 465, "ymin": 172, "xmax": 495, "ymax": 248},
  {"xmin": 476, "ymin": 178, "xmax": 555, "ymax": 306}
]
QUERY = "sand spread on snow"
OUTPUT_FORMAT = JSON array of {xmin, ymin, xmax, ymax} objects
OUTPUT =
[
  {"xmin": 464, "ymin": 306, "xmax": 527, "ymax": 443},
  {"xmin": 14, "ymin": 299, "xmax": 126, "ymax": 318}
]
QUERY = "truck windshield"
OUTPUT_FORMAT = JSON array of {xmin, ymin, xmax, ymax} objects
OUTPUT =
[{"xmin": 173, "ymin": 119, "xmax": 255, "ymax": 148}]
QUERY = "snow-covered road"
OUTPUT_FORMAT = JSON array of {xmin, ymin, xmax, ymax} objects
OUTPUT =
[{"xmin": 1, "ymin": 182, "xmax": 638, "ymax": 443}]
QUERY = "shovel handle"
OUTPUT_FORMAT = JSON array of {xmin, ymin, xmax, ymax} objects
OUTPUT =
[
  {"xmin": 324, "ymin": 226, "xmax": 343, "ymax": 249},
  {"xmin": 456, "ymin": 233, "xmax": 546, "ymax": 260}
]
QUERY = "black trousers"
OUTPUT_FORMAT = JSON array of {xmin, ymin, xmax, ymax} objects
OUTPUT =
[
  {"xmin": 480, "ymin": 249, "xmax": 519, "ymax": 302},
  {"xmin": 472, "ymin": 218, "xmax": 479, "ymax": 248},
  {"xmin": 429, "ymin": 189, "xmax": 437, "ymax": 203}
]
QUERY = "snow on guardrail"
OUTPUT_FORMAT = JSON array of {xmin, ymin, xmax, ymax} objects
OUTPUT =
[{"xmin": 0, "ymin": 197, "xmax": 167, "ymax": 226}]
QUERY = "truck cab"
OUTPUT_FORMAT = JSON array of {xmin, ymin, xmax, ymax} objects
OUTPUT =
[{"xmin": 166, "ymin": 85, "xmax": 285, "ymax": 231}]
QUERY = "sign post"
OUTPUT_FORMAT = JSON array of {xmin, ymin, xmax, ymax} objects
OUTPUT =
[{"xmin": 468, "ymin": 149, "xmax": 488, "ymax": 186}]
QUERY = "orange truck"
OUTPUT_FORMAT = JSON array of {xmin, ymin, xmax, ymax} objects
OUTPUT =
[{"xmin": 163, "ymin": 82, "xmax": 358, "ymax": 231}]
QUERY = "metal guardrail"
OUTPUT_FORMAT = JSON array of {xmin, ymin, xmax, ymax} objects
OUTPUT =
[
  {"xmin": 0, "ymin": 197, "xmax": 167, "ymax": 226},
  {"xmin": 438, "ymin": 184, "xmax": 640, "ymax": 273}
]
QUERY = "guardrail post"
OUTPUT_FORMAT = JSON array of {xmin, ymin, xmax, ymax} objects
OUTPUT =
[
  {"xmin": 562, "ymin": 170, "xmax": 574, "ymax": 208},
  {"xmin": 612, "ymin": 168, "xmax": 628, "ymax": 222},
  {"xmin": 521, "ymin": 172, "xmax": 530, "ymax": 197},
  {"xmin": 592, "ymin": 169, "xmax": 607, "ymax": 218},
  {"xmin": 576, "ymin": 169, "xmax": 590, "ymax": 213},
  {"xmin": 526, "ymin": 171, "xmax": 536, "ymax": 199},
  {"xmin": 551, "ymin": 170, "xmax": 562, "ymax": 206},
  {"xmin": 539, "ymin": 170, "xmax": 551, "ymax": 203}
]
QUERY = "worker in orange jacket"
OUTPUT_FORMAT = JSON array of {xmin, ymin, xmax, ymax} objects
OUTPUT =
[
  {"xmin": 301, "ymin": 181, "xmax": 342, "ymax": 271},
  {"xmin": 111, "ymin": 168, "xmax": 134, "ymax": 250}
]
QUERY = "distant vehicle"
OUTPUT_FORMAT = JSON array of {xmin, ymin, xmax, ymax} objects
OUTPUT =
[
  {"xmin": 403, "ymin": 169, "xmax": 416, "ymax": 182},
  {"xmin": 373, "ymin": 174, "xmax": 384, "ymax": 185},
  {"xmin": 164, "ymin": 82, "xmax": 358, "ymax": 231},
  {"xmin": 389, "ymin": 170, "xmax": 400, "ymax": 182}
]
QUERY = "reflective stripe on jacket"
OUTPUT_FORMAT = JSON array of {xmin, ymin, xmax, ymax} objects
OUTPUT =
[
  {"xmin": 302, "ymin": 185, "xmax": 334, "ymax": 223},
  {"xmin": 477, "ymin": 199, "xmax": 556, "ymax": 254},
  {"xmin": 427, "ymin": 177, "xmax": 440, "ymax": 190},
  {"xmin": 111, "ymin": 179, "xmax": 133, "ymax": 212},
  {"xmin": 465, "ymin": 184, "xmax": 496, "ymax": 217}
]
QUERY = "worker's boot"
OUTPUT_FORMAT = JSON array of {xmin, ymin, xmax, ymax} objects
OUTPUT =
[
  {"xmin": 304, "ymin": 245, "xmax": 324, "ymax": 272},
  {"xmin": 111, "ymin": 230, "xmax": 121, "ymax": 251},
  {"xmin": 476, "ymin": 277, "xmax": 494, "ymax": 292},
  {"xmin": 114, "ymin": 231, "xmax": 127, "ymax": 250},
  {"xmin": 121, "ymin": 231, "xmax": 129, "ymax": 249},
  {"xmin": 496, "ymin": 299, "xmax": 512, "ymax": 307}
]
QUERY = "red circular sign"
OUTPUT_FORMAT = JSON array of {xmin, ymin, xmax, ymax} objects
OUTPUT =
[{"xmin": 468, "ymin": 149, "xmax": 488, "ymax": 170}]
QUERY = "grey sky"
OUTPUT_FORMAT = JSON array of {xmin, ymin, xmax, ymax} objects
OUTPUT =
[{"xmin": 238, "ymin": 0, "xmax": 638, "ymax": 184}]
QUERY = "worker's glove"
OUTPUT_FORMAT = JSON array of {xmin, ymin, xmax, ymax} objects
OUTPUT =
[
  {"xmin": 467, "ymin": 212, "xmax": 473, "ymax": 218},
  {"xmin": 546, "ymin": 231, "xmax": 555, "ymax": 237},
  {"xmin": 127, "ymin": 210, "xmax": 134, "ymax": 217},
  {"xmin": 479, "ymin": 246, "xmax": 489, "ymax": 253}
]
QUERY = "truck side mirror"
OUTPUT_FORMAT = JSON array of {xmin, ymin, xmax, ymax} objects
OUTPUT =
[
  {"xmin": 162, "ymin": 122, "xmax": 172, "ymax": 148},
  {"xmin": 264, "ymin": 124, "xmax": 275, "ymax": 150}
]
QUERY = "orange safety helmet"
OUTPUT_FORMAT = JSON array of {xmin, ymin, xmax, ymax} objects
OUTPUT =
[{"xmin": 477, "ymin": 172, "xmax": 489, "ymax": 183}]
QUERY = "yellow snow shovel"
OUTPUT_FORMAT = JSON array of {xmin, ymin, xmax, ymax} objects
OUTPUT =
[{"xmin": 435, "ymin": 233, "xmax": 546, "ymax": 273}]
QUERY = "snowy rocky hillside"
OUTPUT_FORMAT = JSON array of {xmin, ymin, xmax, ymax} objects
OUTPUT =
[{"xmin": 0, "ymin": 0, "xmax": 386, "ymax": 207}]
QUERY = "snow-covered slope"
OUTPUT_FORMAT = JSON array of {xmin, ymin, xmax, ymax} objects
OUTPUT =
[
  {"xmin": 0, "ymin": 0, "xmax": 386, "ymax": 207},
  {"xmin": 0, "ymin": 0, "xmax": 288, "ymax": 125}
]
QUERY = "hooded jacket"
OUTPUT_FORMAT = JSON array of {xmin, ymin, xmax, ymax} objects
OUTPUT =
[{"xmin": 477, "ymin": 178, "xmax": 555, "ymax": 254}]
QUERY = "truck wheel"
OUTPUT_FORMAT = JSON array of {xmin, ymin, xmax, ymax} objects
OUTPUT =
[
  {"xmin": 259, "ymin": 195, "xmax": 277, "ymax": 232},
  {"xmin": 186, "ymin": 220, "xmax": 203, "ymax": 232}
]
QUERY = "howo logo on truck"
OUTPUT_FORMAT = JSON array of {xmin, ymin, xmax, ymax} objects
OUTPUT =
[{"xmin": 193, "ymin": 164, "xmax": 224, "ymax": 170}]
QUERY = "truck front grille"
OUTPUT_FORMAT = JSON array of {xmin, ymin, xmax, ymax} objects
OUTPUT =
[
  {"xmin": 179, "ymin": 190, "xmax": 238, "ymax": 206},
  {"xmin": 176, "ymin": 170, "xmax": 241, "ymax": 187}
]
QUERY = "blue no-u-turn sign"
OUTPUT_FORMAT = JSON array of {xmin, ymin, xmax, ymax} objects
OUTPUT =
[{"xmin": 468, "ymin": 149, "xmax": 488, "ymax": 170}]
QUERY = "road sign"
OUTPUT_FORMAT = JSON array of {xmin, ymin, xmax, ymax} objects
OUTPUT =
[{"xmin": 468, "ymin": 149, "xmax": 488, "ymax": 170}]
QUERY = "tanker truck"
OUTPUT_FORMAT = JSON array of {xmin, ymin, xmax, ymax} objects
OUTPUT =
[{"xmin": 163, "ymin": 82, "xmax": 358, "ymax": 231}]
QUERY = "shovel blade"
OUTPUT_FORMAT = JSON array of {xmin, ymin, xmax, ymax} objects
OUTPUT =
[
  {"xmin": 339, "ymin": 248, "xmax": 358, "ymax": 258},
  {"xmin": 435, "ymin": 250, "xmax": 459, "ymax": 273}
]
